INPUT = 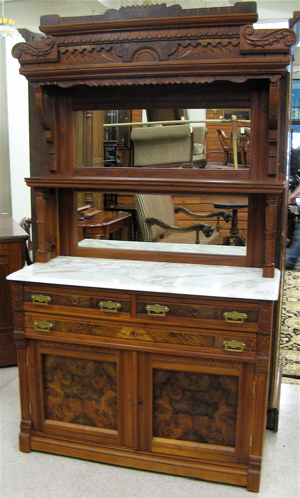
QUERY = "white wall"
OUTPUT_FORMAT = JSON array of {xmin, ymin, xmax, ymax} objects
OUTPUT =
[
  {"xmin": 0, "ymin": 37, "xmax": 12, "ymax": 215},
  {"xmin": 5, "ymin": 33, "xmax": 31, "ymax": 224}
]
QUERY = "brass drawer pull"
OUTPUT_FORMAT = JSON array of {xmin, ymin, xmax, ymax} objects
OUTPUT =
[
  {"xmin": 34, "ymin": 320, "xmax": 53, "ymax": 332},
  {"xmin": 99, "ymin": 300, "xmax": 122, "ymax": 312},
  {"xmin": 222, "ymin": 339, "xmax": 246, "ymax": 352},
  {"xmin": 31, "ymin": 294, "xmax": 52, "ymax": 305},
  {"xmin": 146, "ymin": 304, "xmax": 169, "ymax": 316},
  {"xmin": 223, "ymin": 311, "xmax": 248, "ymax": 323}
]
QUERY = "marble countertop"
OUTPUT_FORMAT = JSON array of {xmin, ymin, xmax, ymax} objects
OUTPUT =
[
  {"xmin": 78, "ymin": 238, "xmax": 247, "ymax": 256},
  {"xmin": 7, "ymin": 256, "xmax": 280, "ymax": 301}
]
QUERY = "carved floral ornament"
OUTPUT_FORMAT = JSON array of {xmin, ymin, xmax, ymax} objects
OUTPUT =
[{"xmin": 12, "ymin": 21, "xmax": 296, "ymax": 66}]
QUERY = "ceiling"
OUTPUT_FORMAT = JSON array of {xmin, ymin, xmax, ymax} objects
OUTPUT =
[{"xmin": 3, "ymin": 0, "xmax": 300, "ymax": 35}]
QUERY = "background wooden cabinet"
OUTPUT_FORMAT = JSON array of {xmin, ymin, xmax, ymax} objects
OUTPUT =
[{"xmin": 0, "ymin": 214, "xmax": 28, "ymax": 366}]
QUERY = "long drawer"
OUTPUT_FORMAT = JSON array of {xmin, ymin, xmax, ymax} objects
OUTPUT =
[{"xmin": 25, "ymin": 313, "xmax": 257, "ymax": 357}]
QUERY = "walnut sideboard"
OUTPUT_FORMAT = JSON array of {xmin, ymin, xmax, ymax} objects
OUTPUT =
[{"xmin": 7, "ymin": 256, "xmax": 280, "ymax": 492}]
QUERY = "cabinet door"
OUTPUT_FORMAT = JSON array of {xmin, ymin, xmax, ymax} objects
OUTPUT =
[
  {"xmin": 27, "ymin": 340, "xmax": 135, "ymax": 448},
  {"xmin": 137, "ymin": 352, "xmax": 255, "ymax": 465}
]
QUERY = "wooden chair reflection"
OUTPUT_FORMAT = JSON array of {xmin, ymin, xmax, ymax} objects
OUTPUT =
[
  {"xmin": 20, "ymin": 217, "xmax": 33, "ymax": 265},
  {"xmin": 135, "ymin": 194, "xmax": 231, "ymax": 245},
  {"xmin": 216, "ymin": 129, "xmax": 248, "ymax": 167}
]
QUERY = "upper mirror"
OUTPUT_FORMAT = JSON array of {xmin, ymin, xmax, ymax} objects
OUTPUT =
[{"xmin": 74, "ymin": 108, "xmax": 251, "ymax": 171}]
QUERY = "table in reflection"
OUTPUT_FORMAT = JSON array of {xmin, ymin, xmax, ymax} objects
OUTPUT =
[
  {"xmin": 78, "ymin": 211, "xmax": 132, "ymax": 242},
  {"xmin": 213, "ymin": 202, "xmax": 248, "ymax": 246}
]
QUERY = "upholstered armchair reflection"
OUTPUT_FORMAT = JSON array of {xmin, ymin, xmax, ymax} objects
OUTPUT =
[{"xmin": 135, "ymin": 194, "xmax": 231, "ymax": 245}]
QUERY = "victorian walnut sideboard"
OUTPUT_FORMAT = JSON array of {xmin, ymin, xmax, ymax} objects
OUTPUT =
[{"xmin": 8, "ymin": 2, "xmax": 296, "ymax": 492}]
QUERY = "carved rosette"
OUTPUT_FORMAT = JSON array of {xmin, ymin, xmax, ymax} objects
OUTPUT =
[{"xmin": 240, "ymin": 25, "xmax": 297, "ymax": 53}]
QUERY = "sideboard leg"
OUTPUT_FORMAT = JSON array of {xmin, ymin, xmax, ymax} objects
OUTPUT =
[{"xmin": 247, "ymin": 455, "xmax": 261, "ymax": 492}]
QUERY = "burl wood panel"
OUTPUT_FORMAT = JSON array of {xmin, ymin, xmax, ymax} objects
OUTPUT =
[
  {"xmin": 153, "ymin": 370, "xmax": 238, "ymax": 447},
  {"xmin": 43, "ymin": 354, "xmax": 118, "ymax": 429}
]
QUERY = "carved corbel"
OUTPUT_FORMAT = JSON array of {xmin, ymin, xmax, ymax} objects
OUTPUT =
[
  {"xmin": 34, "ymin": 87, "xmax": 56, "ymax": 173},
  {"xmin": 263, "ymin": 195, "xmax": 280, "ymax": 278},
  {"xmin": 240, "ymin": 25, "xmax": 297, "ymax": 53},
  {"xmin": 11, "ymin": 36, "xmax": 57, "ymax": 63}
]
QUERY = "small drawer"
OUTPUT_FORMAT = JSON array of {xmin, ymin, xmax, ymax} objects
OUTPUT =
[
  {"xmin": 23, "ymin": 285, "xmax": 131, "ymax": 316},
  {"xmin": 0, "ymin": 244, "xmax": 8, "ymax": 259},
  {"xmin": 136, "ymin": 294, "xmax": 259, "ymax": 331}
]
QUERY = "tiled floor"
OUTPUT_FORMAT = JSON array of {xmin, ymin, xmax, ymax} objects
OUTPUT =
[{"xmin": 0, "ymin": 367, "xmax": 299, "ymax": 498}]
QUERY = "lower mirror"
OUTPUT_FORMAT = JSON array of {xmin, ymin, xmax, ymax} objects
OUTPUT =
[{"xmin": 76, "ymin": 192, "xmax": 248, "ymax": 257}]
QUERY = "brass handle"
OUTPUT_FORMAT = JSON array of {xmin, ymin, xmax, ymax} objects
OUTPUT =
[
  {"xmin": 31, "ymin": 294, "xmax": 52, "ymax": 305},
  {"xmin": 146, "ymin": 304, "xmax": 169, "ymax": 316},
  {"xmin": 98, "ymin": 300, "xmax": 122, "ymax": 312},
  {"xmin": 223, "ymin": 311, "xmax": 248, "ymax": 323},
  {"xmin": 222, "ymin": 339, "xmax": 246, "ymax": 352},
  {"xmin": 34, "ymin": 320, "xmax": 53, "ymax": 332}
]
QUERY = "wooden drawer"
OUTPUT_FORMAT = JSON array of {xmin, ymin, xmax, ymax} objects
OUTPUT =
[
  {"xmin": 25, "ymin": 313, "xmax": 257, "ymax": 357},
  {"xmin": 0, "ymin": 243, "xmax": 8, "ymax": 260},
  {"xmin": 23, "ymin": 285, "xmax": 131, "ymax": 317},
  {"xmin": 136, "ymin": 294, "xmax": 259, "ymax": 332}
]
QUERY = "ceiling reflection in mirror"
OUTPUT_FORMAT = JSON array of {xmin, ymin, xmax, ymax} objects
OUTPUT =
[
  {"xmin": 76, "ymin": 192, "xmax": 248, "ymax": 257},
  {"xmin": 74, "ymin": 108, "xmax": 251, "ymax": 171}
]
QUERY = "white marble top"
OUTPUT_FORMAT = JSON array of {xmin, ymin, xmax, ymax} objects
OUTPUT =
[
  {"xmin": 78, "ymin": 239, "xmax": 247, "ymax": 257},
  {"xmin": 7, "ymin": 256, "xmax": 280, "ymax": 301}
]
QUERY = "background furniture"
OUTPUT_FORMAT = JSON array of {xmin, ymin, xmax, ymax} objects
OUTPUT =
[
  {"xmin": 192, "ymin": 126, "xmax": 207, "ymax": 167},
  {"xmin": 134, "ymin": 194, "xmax": 230, "ymax": 244},
  {"xmin": 216, "ymin": 129, "xmax": 247, "ymax": 166},
  {"xmin": 0, "ymin": 214, "xmax": 28, "ymax": 366},
  {"xmin": 213, "ymin": 201, "xmax": 248, "ymax": 246},
  {"xmin": 77, "ymin": 210, "xmax": 132, "ymax": 241},
  {"xmin": 131, "ymin": 124, "xmax": 207, "ymax": 168},
  {"xmin": 131, "ymin": 124, "xmax": 193, "ymax": 167},
  {"xmin": 9, "ymin": 3, "xmax": 296, "ymax": 492}
]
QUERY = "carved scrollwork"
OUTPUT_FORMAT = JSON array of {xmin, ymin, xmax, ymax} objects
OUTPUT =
[
  {"xmin": 152, "ymin": 354, "xmax": 240, "ymax": 370},
  {"xmin": 241, "ymin": 25, "xmax": 297, "ymax": 53},
  {"xmin": 12, "ymin": 36, "xmax": 56, "ymax": 62},
  {"xmin": 258, "ymin": 302, "xmax": 273, "ymax": 335},
  {"xmin": 57, "ymin": 26, "xmax": 240, "ymax": 65},
  {"xmin": 100, "ymin": 3, "xmax": 184, "ymax": 21},
  {"xmin": 55, "ymin": 73, "xmax": 273, "ymax": 89},
  {"xmin": 257, "ymin": 335, "xmax": 271, "ymax": 358}
]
